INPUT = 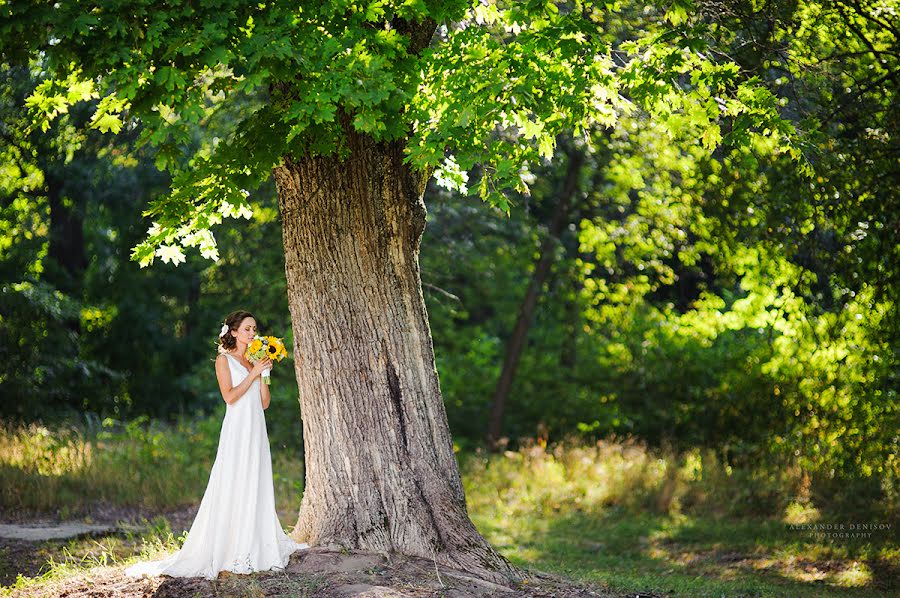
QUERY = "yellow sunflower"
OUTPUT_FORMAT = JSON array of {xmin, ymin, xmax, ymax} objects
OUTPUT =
[{"xmin": 266, "ymin": 336, "xmax": 287, "ymax": 360}]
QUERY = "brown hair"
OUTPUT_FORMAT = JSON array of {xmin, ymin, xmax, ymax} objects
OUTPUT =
[{"xmin": 218, "ymin": 310, "xmax": 256, "ymax": 353}]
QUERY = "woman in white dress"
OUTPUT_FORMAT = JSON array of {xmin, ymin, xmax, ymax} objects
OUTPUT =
[{"xmin": 125, "ymin": 310, "xmax": 309, "ymax": 580}]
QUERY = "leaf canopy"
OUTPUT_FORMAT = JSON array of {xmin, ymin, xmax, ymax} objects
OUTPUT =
[{"xmin": 0, "ymin": 0, "xmax": 800, "ymax": 266}]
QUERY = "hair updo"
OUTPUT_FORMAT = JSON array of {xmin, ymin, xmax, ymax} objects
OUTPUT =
[{"xmin": 218, "ymin": 310, "xmax": 256, "ymax": 353}]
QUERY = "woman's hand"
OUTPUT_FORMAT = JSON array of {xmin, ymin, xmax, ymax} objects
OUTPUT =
[{"xmin": 250, "ymin": 358, "xmax": 272, "ymax": 378}]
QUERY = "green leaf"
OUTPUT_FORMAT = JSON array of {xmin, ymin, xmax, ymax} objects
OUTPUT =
[
  {"xmin": 700, "ymin": 124, "xmax": 721, "ymax": 150},
  {"xmin": 91, "ymin": 112, "xmax": 123, "ymax": 134}
]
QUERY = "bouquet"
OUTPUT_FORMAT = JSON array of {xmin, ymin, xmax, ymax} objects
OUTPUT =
[{"xmin": 245, "ymin": 335, "xmax": 288, "ymax": 385}]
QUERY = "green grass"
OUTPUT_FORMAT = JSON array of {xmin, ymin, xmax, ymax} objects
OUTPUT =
[
  {"xmin": 474, "ymin": 508, "xmax": 895, "ymax": 597},
  {"xmin": 0, "ymin": 419, "xmax": 896, "ymax": 597},
  {"xmin": 460, "ymin": 440, "xmax": 896, "ymax": 597},
  {"xmin": 0, "ymin": 417, "xmax": 221, "ymax": 515},
  {"xmin": 0, "ymin": 515, "xmax": 190, "ymax": 595}
]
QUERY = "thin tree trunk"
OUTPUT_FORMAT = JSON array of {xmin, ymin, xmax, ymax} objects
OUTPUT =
[
  {"xmin": 559, "ymin": 262, "xmax": 581, "ymax": 370},
  {"xmin": 45, "ymin": 171, "xmax": 86, "ymax": 335},
  {"xmin": 184, "ymin": 272, "xmax": 201, "ymax": 337},
  {"xmin": 485, "ymin": 148, "xmax": 584, "ymax": 450},
  {"xmin": 272, "ymin": 123, "xmax": 520, "ymax": 583},
  {"xmin": 46, "ymin": 172, "xmax": 87, "ymax": 295},
  {"xmin": 558, "ymin": 204, "xmax": 585, "ymax": 370}
]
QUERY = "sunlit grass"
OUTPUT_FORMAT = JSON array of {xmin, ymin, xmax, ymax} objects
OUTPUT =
[
  {"xmin": 459, "ymin": 438, "xmax": 897, "ymax": 597},
  {"xmin": 0, "ymin": 417, "xmax": 221, "ymax": 516},
  {"xmin": 783, "ymin": 500, "xmax": 821, "ymax": 525},
  {"xmin": 1, "ymin": 421, "xmax": 896, "ymax": 597}
]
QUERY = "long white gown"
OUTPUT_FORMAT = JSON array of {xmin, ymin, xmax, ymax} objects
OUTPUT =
[{"xmin": 125, "ymin": 352, "xmax": 308, "ymax": 580}]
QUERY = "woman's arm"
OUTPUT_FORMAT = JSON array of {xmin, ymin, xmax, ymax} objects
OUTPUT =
[
  {"xmin": 260, "ymin": 367, "xmax": 271, "ymax": 410},
  {"xmin": 215, "ymin": 355, "xmax": 261, "ymax": 405}
]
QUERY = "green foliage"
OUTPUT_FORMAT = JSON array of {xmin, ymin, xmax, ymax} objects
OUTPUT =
[
  {"xmin": 421, "ymin": 69, "xmax": 895, "ymax": 508},
  {"xmin": 0, "ymin": 0, "xmax": 895, "ymax": 524},
  {"xmin": 0, "ymin": 64, "xmax": 303, "ymax": 427},
  {"xmin": 1, "ymin": 0, "xmax": 802, "ymax": 262},
  {"xmin": 0, "ymin": 64, "xmax": 141, "ymax": 417},
  {"xmin": 420, "ymin": 187, "xmax": 535, "ymax": 434}
]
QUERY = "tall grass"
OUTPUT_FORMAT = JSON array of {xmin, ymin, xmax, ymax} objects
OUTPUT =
[
  {"xmin": 0, "ymin": 416, "xmax": 222, "ymax": 515},
  {"xmin": 1, "ymin": 417, "xmax": 886, "ymax": 522},
  {"xmin": 459, "ymin": 437, "xmax": 896, "ymax": 596},
  {"xmin": 459, "ymin": 436, "xmax": 812, "ymax": 520}
]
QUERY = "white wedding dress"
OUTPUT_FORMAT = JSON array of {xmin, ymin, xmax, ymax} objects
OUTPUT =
[{"xmin": 125, "ymin": 353, "xmax": 308, "ymax": 580}]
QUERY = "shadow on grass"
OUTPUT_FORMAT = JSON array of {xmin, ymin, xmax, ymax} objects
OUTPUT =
[{"xmin": 482, "ymin": 508, "xmax": 897, "ymax": 598}]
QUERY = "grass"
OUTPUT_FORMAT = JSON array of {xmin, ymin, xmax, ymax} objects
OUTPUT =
[
  {"xmin": 461, "ymin": 439, "xmax": 896, "ymax": 597},
  {"xmin": 0, "ymin": 416, "xmax": 221, "ymax": 516},
  {"xmin": 0, "ymin": 418, "xmax": 896, "ymax": 597}
]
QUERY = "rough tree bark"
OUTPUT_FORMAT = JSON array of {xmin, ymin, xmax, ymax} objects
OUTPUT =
[{"xmin": 271, "ymin": 123, "xmax": 521, "ymax": 583}]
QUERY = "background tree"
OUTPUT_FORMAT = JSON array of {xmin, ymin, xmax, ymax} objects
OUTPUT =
[{"xmin": 485, "ymin": 140, "xmax": 584, "ymax": 450}]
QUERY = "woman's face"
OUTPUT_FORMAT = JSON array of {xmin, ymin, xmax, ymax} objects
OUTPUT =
[{"xmin": 232, "ymin": 317, "xmax": 257, "ymax": 346}]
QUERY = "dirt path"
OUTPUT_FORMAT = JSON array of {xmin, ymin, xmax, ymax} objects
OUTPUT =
[
  {"xmin": 0, "ymin": 522, "xmax": 118, "ymax": 541},
  {"xmin": 0, "ymin": 504, "xmax": 198, "ymax": 588}
]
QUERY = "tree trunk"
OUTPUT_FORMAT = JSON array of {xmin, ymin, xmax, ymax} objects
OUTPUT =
[
  {"xmin": 45, "ymin": 171, "xmax": 86, "ymax": 335},
  {"xmin": 559, "ymin": 208, "xmax": 586, "ymax": 370},
  {"xmin": 485, "ymin": 148, "xmax": 584, "ymax": 450},
  {"xmin": 272, "ymin": 127, "xmax": 520, "ymax": 583},
  {"xmin": 46, "ymin": 172, "xmax": 87, "ymax": 295},
  {"xmin": 559, "ymin": 262, "xmax": 581, "ymax": 370}
]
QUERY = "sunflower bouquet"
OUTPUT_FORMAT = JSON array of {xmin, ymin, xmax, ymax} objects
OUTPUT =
[{"xmin": 245, "ymin": 335, "xmax": 288, "ymax": 385}]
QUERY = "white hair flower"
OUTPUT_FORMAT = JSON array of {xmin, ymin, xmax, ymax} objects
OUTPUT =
[{"xmin": 219, "ymin": 323, "xmax": 229, "ymax": 338}]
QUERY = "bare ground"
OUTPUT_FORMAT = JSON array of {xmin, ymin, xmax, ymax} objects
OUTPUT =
[
  {"xmin": 2, "ymin": 545, "xmax": 644, "ymax": 598},
  {"xmin": 0, "ymin": 506, "xmax": 647, "ymax": 598},
  {"xmin": 0, "ymin": 504, "xmax": 200, "ymax": 587}
]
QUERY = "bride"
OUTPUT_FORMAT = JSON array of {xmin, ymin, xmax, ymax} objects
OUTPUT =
[{"xmin": 125, "ymin": 310, "xmax": 309, "ymax": 580}]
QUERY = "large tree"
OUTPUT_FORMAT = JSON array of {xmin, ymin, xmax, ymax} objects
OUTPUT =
[{"xmin": 0, "ymin": 0, "xmax": 797, "ymax": 581}]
